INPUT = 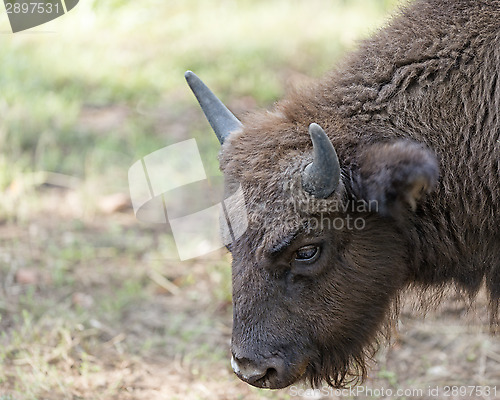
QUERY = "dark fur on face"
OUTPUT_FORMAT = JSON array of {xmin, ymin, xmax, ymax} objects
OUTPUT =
[{"xmin": 220, "ymin": 0, "xmax": 500, "ymax": 389}]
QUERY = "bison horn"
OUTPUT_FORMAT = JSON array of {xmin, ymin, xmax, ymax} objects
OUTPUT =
[
  {"xmin": 185, "ymin": 71, "xmax": 242, "ymax": 144},
  {"xmin": 302, "ymin": 123, "xmax": 341, "ymax": 198}
]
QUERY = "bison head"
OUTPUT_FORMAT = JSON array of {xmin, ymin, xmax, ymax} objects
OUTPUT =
[{"xmin": 185, "ymin": 71, "xmax": 439, "ymax": 389}]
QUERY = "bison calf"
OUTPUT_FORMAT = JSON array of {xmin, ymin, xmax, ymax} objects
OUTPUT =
[{"xmin": 185, "ymin": 0, "xmax": 500, "ymax": 390}]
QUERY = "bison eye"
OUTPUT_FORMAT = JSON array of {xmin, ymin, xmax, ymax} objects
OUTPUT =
[{"xmin": 295, "ymin": 245, "xmax": 321, "ymax": 263}]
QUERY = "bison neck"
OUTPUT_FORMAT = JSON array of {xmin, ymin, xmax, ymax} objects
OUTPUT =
[
  {"xmin": 402, "ymin": 200, "xmax": 500, "ymax": 299},
  {"xmin": 317, "ymin": 1, "xmax": 500, "ymax": 297}
]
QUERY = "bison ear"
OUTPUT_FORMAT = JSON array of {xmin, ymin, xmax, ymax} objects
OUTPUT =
[{"xmin": 356, "ymin": 140, "xmax": 439, "ymax": 217}]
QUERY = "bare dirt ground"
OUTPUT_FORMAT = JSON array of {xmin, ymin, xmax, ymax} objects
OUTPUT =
[{"xmin": 0, "ymin": 186, "xmax": 499, "ymax": 400}]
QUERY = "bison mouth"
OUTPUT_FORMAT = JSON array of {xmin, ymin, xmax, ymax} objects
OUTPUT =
[{"xmin": 231, "ymin": 346, "xmax": 370, "ymax": 390}]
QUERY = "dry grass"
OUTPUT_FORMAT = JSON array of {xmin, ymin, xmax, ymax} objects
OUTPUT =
[{"xmin": 0, "ymin": 189, "xmax": 499, "ymax": 399}]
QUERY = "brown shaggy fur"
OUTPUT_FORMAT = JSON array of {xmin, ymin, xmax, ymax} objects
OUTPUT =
[{"xmin": 219, "ymin": 0, "xmax": 500, "ymax": 389}]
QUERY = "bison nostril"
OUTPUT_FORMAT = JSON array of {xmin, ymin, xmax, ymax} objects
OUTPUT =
[
  {"xmin": 265, "ymin": 367, "xmax": 278, "ymax": 381},
  {"xmin": 231, "ymin": 355, "xmax": 287, "ymax": 388},
  {"xmin": 231, "ymin": 355, "xmax": 267, "ymax": 382}
]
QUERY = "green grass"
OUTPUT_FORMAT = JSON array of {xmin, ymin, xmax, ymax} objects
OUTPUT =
[{"xmin": 0, "ymin": 0, "xmax": 400, "ymax": 192}]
